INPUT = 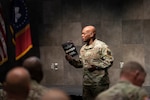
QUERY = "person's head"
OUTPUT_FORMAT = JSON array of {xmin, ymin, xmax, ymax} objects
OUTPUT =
[
  {"xmin": 81, "ymin": 25, "xmax": 96, "ymax": 44},
  {"xmin": 4, "ymin": 67, "xmax": 30, "ymax": 99},
  {"xmin": 41, "ymin": 88, "xmax": 70, "ymax": 100},
  {"xmin": 120, "ymin": 61, "xmax": 146, "ymax": 87},
  {"xmin": 23, "ymin": 56, "xmax": 43, "ymax": 83}
]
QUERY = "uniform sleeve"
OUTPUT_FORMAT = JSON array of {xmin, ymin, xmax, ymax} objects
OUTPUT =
[
  {"xmin": 93, "ymin": 46, "xmax": 114, "ymax": 69},
  {"xmin": 68, "ymin": 55, "xmax": 83, "ymax": 68}
]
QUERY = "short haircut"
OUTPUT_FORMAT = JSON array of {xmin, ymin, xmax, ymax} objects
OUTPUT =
[
  {"xmin": 23, "ymin": 56, "xmax": 43, "ymax": 83},
  {"xmin": 121, "ymin": 61, "xmax": 146, "ymax": 75}
]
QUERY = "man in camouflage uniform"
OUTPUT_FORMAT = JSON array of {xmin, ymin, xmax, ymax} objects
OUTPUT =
[
  {"xmin": 23, "ymin": 56, "xmax": 48, "ymax": 100},
  {"xmin": 96, "ymin": 61, "xmax": 149, "ymax": 100},
  {"xmin": 65, "ymin": 25, "xmax": 114, "ymax": 100}
]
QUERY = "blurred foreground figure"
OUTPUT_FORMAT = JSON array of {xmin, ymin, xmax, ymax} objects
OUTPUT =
[
  {"xmin": 96, "ymin": 61, "xmax": 149, "ymax": 100},
  {"xmin": 23, "ymin": 56, "xmax": 48, "ymax": 100},
  {"xmin": 4, "ymin": 67, "xmax": 30, "ymax": 100},
  {"xmin": 41, "ymin": 88, "xmax": 70, "ymax": 100}
]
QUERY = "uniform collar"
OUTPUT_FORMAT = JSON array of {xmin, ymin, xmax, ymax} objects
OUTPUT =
[{"xmin": 84, "ymin": 39, "xmax": 97, "ymax": 50}]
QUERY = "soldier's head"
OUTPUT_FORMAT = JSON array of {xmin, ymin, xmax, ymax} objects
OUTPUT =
[
  {"xmin": 23, "ymin": 56, "xmax": 43, "ymax": 83},
  {"xmin": 4, "ymin": 67, "xmax": 30, "ymax": 99},
  {"xmin": 120, "ymin": 61, "xmax": 146, "ymax": 87},
  {"xmin": 41, "ymin": 88, "xmax": 70, "ymax": 100},
  {"xmin": 81, "ymin": 25, "xmax": 96, "ymax": 44}
]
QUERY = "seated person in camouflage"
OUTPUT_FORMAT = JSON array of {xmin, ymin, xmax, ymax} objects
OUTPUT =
[
  {"xmin": 96, "ymin": 61, "xmax": 149, "ymax": 100},
  {"xmin": 3, "ymin": 67, "xmax": 30, "ymax": 100},
  {"xmin": 23, "ymin": 56, "xmax": 48, "ymax": 100},
  {"xmin": 41, "ymin": 88, "xmax": 70, "ymax": 100}
]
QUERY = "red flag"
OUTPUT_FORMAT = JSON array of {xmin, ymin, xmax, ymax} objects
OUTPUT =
[
  {"xmin": 0, "ymin": 3, "xmax": 8, "ymax": 65},
  {"xmin": 10, "ymin": 0, "xmax": 32, "ymax": 60}
]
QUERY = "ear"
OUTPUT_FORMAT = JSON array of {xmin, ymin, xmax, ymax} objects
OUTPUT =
[
  {"xmin": 134, "ymin": 70, "xmax": 140, "ymax": 79},
  {"xmin": 90, "ymin": 32, "xmax": 95, "ymax": 38}
]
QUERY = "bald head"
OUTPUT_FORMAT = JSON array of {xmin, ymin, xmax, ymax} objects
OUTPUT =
[
  {"xmin": 81, "ymin": 25, "xmax": 96, "ymax": 44},
  {"xmin": 41, "ymin": 88, "xmax": 70, "ymax": 100},
  {"xmin": 4, "ymin": 67, "xmax": 30, "ymax": 98},
  {"xmin": 82, "ymin": 25, "xmax": 96, "ymax": 35},
  {"xmin": 23, "ymin": 56, "xmax": 43, "ymax": 83},
  {"xmin": 84, "ymin": 25, "xmax": 96, "ymax": 29}
]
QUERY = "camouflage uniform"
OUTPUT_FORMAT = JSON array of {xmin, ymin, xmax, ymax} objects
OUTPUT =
[
  {"xmin": 69, "ymin": 39, "xmax": 114, "ymax": 100},
  {"xmin": 27, "ymin": 80, "xmax": 48, "ymax": 100},
  {"xmin": 96, "ymin": 80, "xmax": 149, "ymax": 100}
]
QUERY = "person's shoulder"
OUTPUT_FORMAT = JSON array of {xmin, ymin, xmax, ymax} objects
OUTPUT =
[
  {"xmin": 96, "ymin": 81, "xmax": 150, "ymax": 100},
  {"xmin": 28, "ymin": 81, "xmax": 48, "ymax": 100},
  {"xmin": 30, "ymin": 80, "xmax": 48, "ymax": 93},
  {"xmin": 96, "ymin": 84, "xmax": 123, "ymax": 100},
  {"xmin": 122, "ymin": 82, "xmax": 149, "ymax": 100},
  {"xmin": 130, "ymin": 87, "xmax": 149, "ymax": 100},
  {"xmin": 121, "ymin": 81, "xmax": 142, "ymax": 92},
  {"xmin": 95, "ymin": 39, "xmax": 108, "ymax": 47},
  {"xmin": 137, "ymin": 88, "xmax": 149, "ymax": 100}
]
